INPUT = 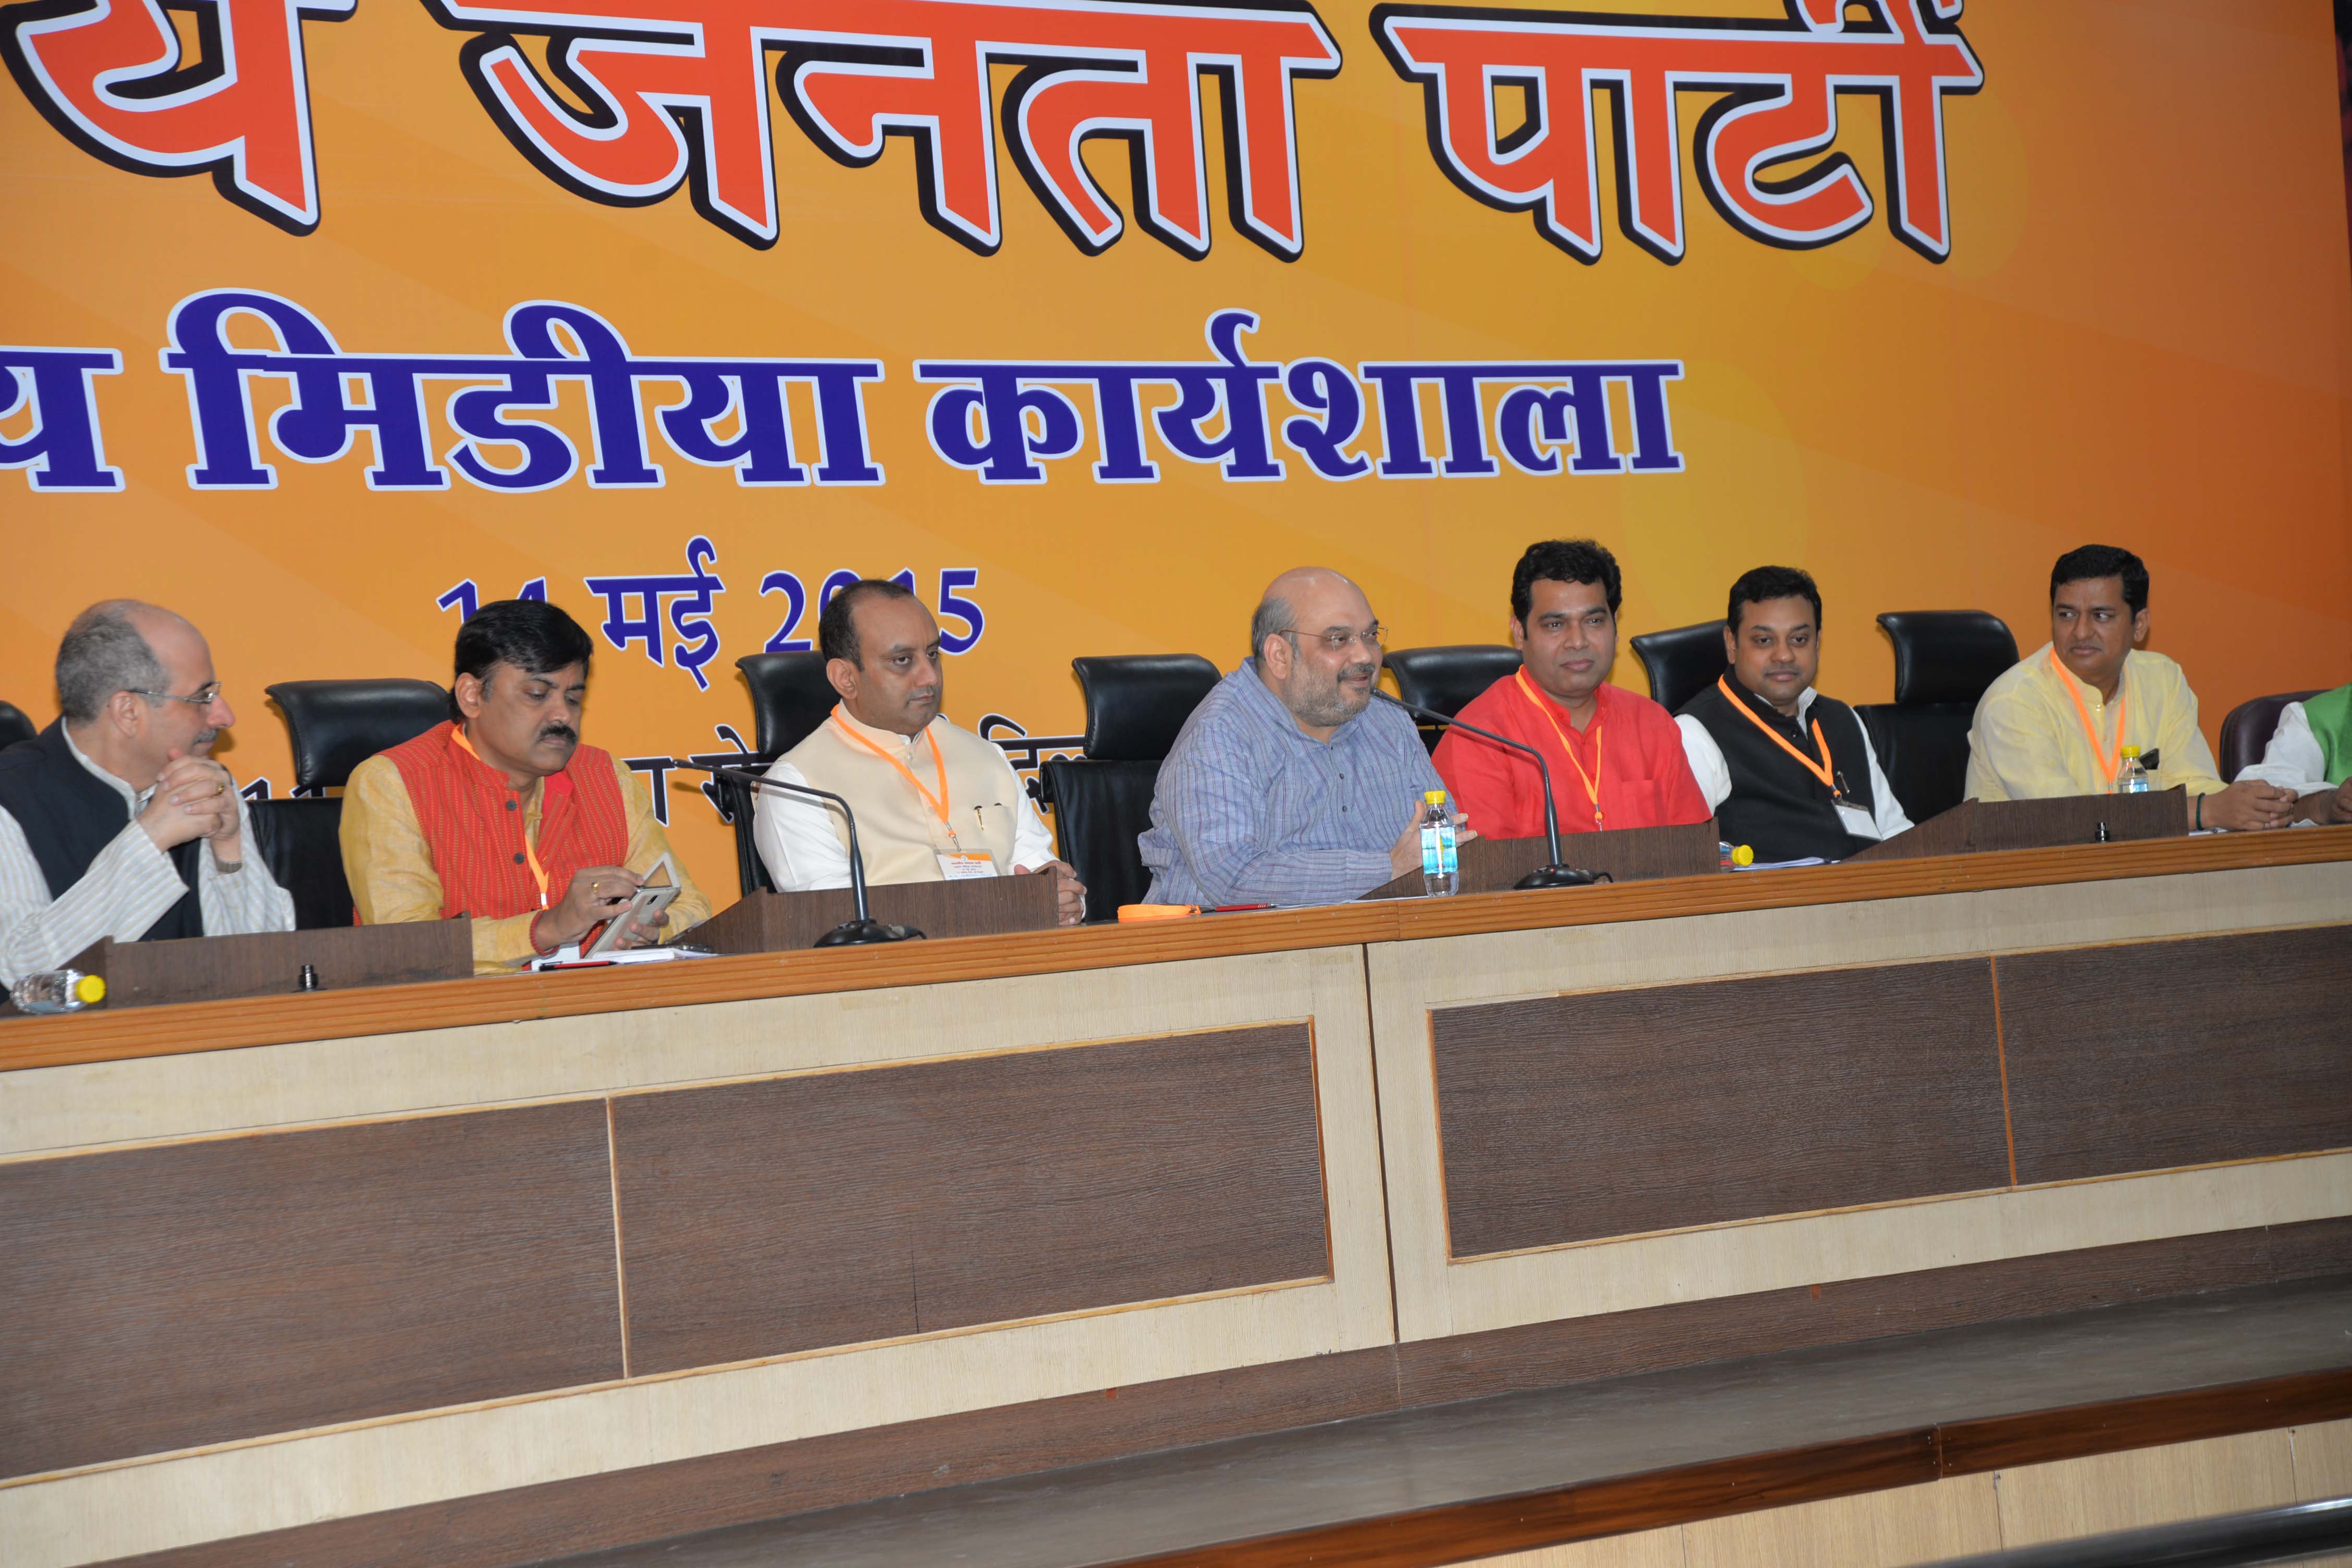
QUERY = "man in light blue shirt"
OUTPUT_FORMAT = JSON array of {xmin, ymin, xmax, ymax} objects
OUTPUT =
[{"xmin": 1141, "ymin": 567, "xmax": 1453, "ymax": 906}]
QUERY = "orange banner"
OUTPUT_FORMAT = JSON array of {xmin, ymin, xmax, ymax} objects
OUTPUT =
[{"xmin": 4, "ymin": 0, "xmax": 2347, "ymax": 893}]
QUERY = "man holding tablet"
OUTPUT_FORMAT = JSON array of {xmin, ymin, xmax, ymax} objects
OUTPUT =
[{"xmin": 343, "ymin": 598, "xmax": 712, "ymax": 973}]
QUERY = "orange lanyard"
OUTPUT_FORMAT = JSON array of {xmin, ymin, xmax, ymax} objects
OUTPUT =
[
  {"xmin": 1717, "ymin": 677, "xmax": 1842, "ymax": 797},
  {"xmin": 1514, "ymin": 670, "xmax": 1606, "ymax": 828},
  {"xmin": 2050, "ymin": 650, "xmax": 2128, "ymax": 787},
  {"xmin": 452, "ymin": 727, "xmax": 551, "ymax": 907},
  {"xmin": 830, "ymin": 713, "xmax": 957, "ymax": 841}
]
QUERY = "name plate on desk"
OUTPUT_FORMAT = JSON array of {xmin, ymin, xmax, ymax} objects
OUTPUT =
[
  {"xmin": 1362, "ymin": 820, "xmax": 1721, "ymax": 900},
  {"xmin": 693, "ymin": 872, "xmax": 1059, "ymax": 953},
  {"xmin": 50, "ymin": 921, "xmax": 474, "ymax": 1011},
  {"xmin": 1846, "ymin": 788, "xmax": 2186, "ymax": 862}
]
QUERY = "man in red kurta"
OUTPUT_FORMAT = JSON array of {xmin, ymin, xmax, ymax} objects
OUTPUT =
[{"xmin": 1436, "ymin": 540, "xmax": 1710, "ymax": 841}]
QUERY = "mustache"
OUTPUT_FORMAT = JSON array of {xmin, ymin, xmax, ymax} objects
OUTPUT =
[
  {"xmin": 536, "ymin": 725, "xmax": 579, "ymax": 745},
  {"xmin": 1337, "ymin": 660, "xmax": 1377, "ymax": 683}
]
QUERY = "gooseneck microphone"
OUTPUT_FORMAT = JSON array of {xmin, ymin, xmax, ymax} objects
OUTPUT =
[
  {"xmin": 1373, "ymin": 692, "xmax": 1602, "ymax": 891},
  {"xmin": 668, "ymin": 761, "xmax": 925, "ymax": 946}
]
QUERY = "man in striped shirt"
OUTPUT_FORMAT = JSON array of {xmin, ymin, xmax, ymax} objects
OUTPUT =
[
  {"xmin": 1140, "ymin": 568, "xmax": 1457, "ymax": 908},
  {"xmin": 0, "ymin": 601, "xmax": 292, "ymax": 985}
]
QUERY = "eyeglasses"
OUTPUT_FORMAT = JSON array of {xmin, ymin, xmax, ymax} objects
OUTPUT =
[
  {"xmin": 128, "ymin": 683, "xmax": 222, "ymax": 708},
  {"xmin": 1280, "ymin": 624, "xmax": 1385, "ymax": 655}
]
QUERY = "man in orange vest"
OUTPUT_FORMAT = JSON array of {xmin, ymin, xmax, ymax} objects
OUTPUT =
[{"xmin": 342, "ymin": 599, "xmax": 710, "ymax": 972}]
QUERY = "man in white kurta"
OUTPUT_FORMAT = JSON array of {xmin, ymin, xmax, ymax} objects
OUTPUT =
[{"xmin": 752, "ymin": 580, "xmax": 1086, "ymax": 923}]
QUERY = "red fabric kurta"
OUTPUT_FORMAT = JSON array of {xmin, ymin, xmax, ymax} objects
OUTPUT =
[
  {"xmin": 381, "ymin": 720, "xmax": 629, "ymax": 921},
  {"xmin": 1434, "ymin": 675, "xmax": 1711, "ymax": 840}
]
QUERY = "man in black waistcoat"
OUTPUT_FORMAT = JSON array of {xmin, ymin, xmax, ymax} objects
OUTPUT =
[
  {"xmin": 1673, "ymin": 567, "xmax": 1913, "ymax": 863},
  {"xmin": 0, "ymin": 601, "xmax": 292, "ymax": 985}
]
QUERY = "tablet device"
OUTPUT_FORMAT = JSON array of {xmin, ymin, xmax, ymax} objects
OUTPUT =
[{"xmin": 582, "ymin": 853, "xmax": 680, "ymax": 958}]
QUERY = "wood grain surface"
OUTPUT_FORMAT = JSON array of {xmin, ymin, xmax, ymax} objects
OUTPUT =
[
  {"xmin": 4, "ymin": 829, "xmax": 2344, "ymax": 1073},
  {"xmin": 62, "ymin": 920, "xmax": 472, "ymax": 1009},
  {"xmin": 1391, "ymin": 1215, "xmax": 2352, "ymax": 1408},
  {"xmin": 94, "ymin": 1349, "xmax": 1403, "ymax": 1568},
  {"xmin": 1361, "ymin": 822, "xmax": 1721, "ymax": 899},
  {"xmin": 611, "ymin": 1025, "xmax": 1328, "ymax": 1375},
  {"xmin": 0, "ymin": 1101, "xmax": 620, "ymax": 1478},
  {"xmin": 1998, "ymin": 923, "xmax": 2352, "ymax": 1184},
  {"xmin": 1847, "ymin": 790, "xmax": 2184, "ymax": 862},
  {"xmin": 692, "ymin": 873, "xmax": 1057, "ymax": 953},
  {"xmin": 86, "ymin": 1220, "xmax": 2352, "ymax": 1568},
  {"xmin": 1430, "ymin": 959, "xmax": 2007, "ymax": 1256}
]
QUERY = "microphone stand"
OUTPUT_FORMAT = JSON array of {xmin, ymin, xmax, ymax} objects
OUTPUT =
[
  {"xmin": 670, "ymin": 761, "xmax": 924, "ymax": 946},
  {"xmin": 1374, "ymin": 691, "xmax": 1599, "ymax": 891}
]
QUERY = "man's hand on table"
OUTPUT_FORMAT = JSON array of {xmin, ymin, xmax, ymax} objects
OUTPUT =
[
  {"xmin": 1018, "ymin": 859, "xmax": 1088, "ymax": 925},
  {"xmin": 532, "ymin": 864, "xmax": 641, "ymax": 952}
]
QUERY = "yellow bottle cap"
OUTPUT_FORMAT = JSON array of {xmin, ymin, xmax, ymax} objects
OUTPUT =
[
  {"xmin": 1731, "ymin": 844, "xmax": 1755, "ymax": 867},
  {"xmin": 73, "ymin": 973, "xmax": 106, "ymax": 1005},
  {"xmin": 1425, "ymin": 790, "xmax": 1446, "ymax": 804},
  {"xmin": 2120, "ymin": 745, "xmax": 2140, "ymax": 758}
]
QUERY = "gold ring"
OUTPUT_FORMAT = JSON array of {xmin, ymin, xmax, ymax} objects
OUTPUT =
[{"xmin": 215, "ymin": 783, "xmax": 225, "ymax": 796}]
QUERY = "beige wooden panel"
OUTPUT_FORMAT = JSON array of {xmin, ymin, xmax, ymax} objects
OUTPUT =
[
  {"xmin": 1368, "ymin": 861, "xmax": 2352, "ymax": 1341},
  {"xmin": 1994, "ymin": 1430, "xmax": 2299, "ymax": 1545},
  {"xmin": 0, "ymin": 946, "xmax": 1395, "ymax": 1568},
  {"xmin": 1, "ymin": 945, "xmax": 1362, "ymax": 1156},
  {"xmin": 1682, "ymin": 1473, "xmax": 2002, "ymax": 1568},
  {"xmin": 2294, "ymin": 1419, "xmax": 2352, "ymax": 1498},
  {"xmin": 1464, "ymin": 1526, "xmax": 1687, "ymax": 1567}
]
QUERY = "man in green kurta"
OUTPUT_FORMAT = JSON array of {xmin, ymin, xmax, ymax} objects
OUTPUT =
[{"xmin": 2240, "ymin": 682, "xmax": 2352, "ymax": 825}]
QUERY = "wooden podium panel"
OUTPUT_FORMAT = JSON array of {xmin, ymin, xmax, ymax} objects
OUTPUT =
[
  {"xmin": 25, "ymin": 922, "xmax": 473, "ymax": 1013},
  {"xmin": 691, "ymin": 871, "xmax": 1059, "ymax": 953},
  {"xmin": 1363, "ymin": 821, "xmax": 1720, "ymax": 900},
  {"xmin": 1845, "ymin": 788, "xmax": 2185, "ymax": 862}
]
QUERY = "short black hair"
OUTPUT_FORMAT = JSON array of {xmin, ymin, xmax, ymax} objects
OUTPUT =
[
  {"xmin": 1726, "ymin": 566, "xmax": 1823, "ymax": 633},
  {"xmin": 2050, "ymin": 545, "xmax": 2149, "ymax": 615},
  {"xmin": 1511, "ymin": 539, "xmax": 1622, "ymax": 624},
  {"xmin": 819, "ymin": 578, "xmax": 919, "ymax": 667},
  {"xmin": 455, "ymin": 599, "xmax": 593, "ymax": 689}
]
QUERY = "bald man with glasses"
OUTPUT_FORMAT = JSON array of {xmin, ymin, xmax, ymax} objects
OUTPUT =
[
  {"xmin": 0, "ymin": 600, "xmax": 292, "ymax": 985},
  {"xmin": 1140, "ymin": 567, "xmax": 1462, "ymax": 908}
]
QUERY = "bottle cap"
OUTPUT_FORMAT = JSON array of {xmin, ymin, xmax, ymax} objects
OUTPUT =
[
  {"xmin": 73, "ymin": 974, "xmax": 106, "ymax": 1005},
  {"xmin": 2120, "ymin": 745, "xmax": 2140, "ymax": 758},
  {"xmin": 1731, "ymin": 844, "xmax": 1755, "ymax": 867},
  {"xmin": 1424, "ymin": 789, "xmax": 1446, "ymax": 804}
]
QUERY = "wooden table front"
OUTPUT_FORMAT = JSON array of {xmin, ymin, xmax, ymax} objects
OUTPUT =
[{"xmin": 3, "ymin": 828, "xmax": 2347, "ymax": 1568}]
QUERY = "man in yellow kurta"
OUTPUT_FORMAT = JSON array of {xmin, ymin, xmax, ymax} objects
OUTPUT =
[
  {"xmin": 342, "ymin": 598, "xmax": 712, "ymax": 973},
  {"xmin": 1965, "ymin": 546, "xmax": 2294, "ymax": 832}
]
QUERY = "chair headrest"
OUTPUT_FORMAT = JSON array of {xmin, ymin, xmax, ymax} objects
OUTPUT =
[
  {"xmin": 265, "ymin": 679, "xmax": 450, "ymax": 790},
  {"xmin": 0, "ymin": 700, "xmax": 35, "ymax": 751},
  {"xmin": 1876, "ymin": 611, "xmax": 2019, "ymax": 706},
  {"xmin": 1628, "ymin": 620, "xmax": 1729, "ymax": 715},
  {"xmin": 1074, "ymin": 655, "xmax": 1221, "ymax": 761},
  {"xmin": 1385, "ymin": 646, "xmax": 1522, "ymax": 721},
  {"xmin": 734, "ymin": 652, "xmax": 837, "ymax": 757}
]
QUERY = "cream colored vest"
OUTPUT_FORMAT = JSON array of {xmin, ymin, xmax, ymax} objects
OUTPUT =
[{"xmin": 783, "ymin": 708, "xmax": 1024, "ymax": 885}]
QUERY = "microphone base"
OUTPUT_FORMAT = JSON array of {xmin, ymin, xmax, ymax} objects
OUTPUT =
[
  {"xmin": 1516, "ymin": 865, "xmax": 1605, "ymax": 890},
  {"xmin": 815, "ymin": 920, "xmax": 927, "ymax": 947}
]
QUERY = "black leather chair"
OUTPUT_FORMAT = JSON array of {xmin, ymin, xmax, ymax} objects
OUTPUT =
[
  {"xmin": 1855, "ymin": 611, "xmax": 2019, "ymax": 824},
  {"xmin": 254, "ymin": 679, "xmax": 450, "ymax": 928},
  {"xmin": 2218, "ymin": 690, "xmax": 2321, "ymax": 782},
  {"xmin": 718, "ymin": 653, "xmax": 840, "ymax": 896},
  {"xmin": 0, "ymin": 701, "xmax": 35, "ymax": 750},
  {"xmin": 1039, "ymin": 654, "xmax": 1221, "ymax": 917},
  {"xmin": 1630, "ymin": 620, "xmax": 1729, "ymax": 714},
  {"xmin": 1385, "ymin": 645, "xmax": 1521, "ymax": 753}
]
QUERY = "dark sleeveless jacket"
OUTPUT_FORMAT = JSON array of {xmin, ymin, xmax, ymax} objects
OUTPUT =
[
  {"xmin": 1677, "ymin": 680, "xmax": 1879, "ymax": 863},
  {"xmin": 0, "ymin": 721, "xmax": 203, "ymax": 941}
]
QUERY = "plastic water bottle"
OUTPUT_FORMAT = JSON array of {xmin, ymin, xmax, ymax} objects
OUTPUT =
[
  {"xmin": 1419, "ymin": 789, "xmax": 1459, "ymax": 897},
  {"xmin": 10, "ymin": 968, "xmax": 105, "ymax": 1014},
  {"xmin": 2115, "ymin": 745, "xmax": 2150, "ymax": 794}
]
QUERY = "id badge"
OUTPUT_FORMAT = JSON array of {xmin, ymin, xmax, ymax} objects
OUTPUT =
[{"xmin": 937, "ymin": 852, "xmax": 997, "ymax": 881}]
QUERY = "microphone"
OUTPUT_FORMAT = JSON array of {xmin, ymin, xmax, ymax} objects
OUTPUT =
[
  {"xmin": 1373, "ymin": 691, "xmax": 1602, "ymax": 891},
  {"xmin": 668, "ymin": 761, "xmax": 924, "ymax": 946}
]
